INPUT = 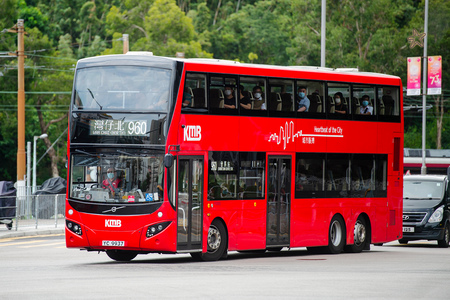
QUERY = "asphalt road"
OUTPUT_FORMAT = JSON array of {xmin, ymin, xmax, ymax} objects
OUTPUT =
[{"xmin": 1, "ymin": 235, "xmax": 450, "ymax": 299}]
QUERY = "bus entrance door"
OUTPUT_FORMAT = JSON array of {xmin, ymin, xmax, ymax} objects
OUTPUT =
[
  {"xmin": 177, "ymin": 157, "xmax": 203, "ymax": 251},
  {"xmin": 267, "ymin": 156, "xmax": 291, "ymax": 248}
]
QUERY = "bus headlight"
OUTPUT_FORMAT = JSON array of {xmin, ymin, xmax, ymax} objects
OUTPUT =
[
  {"xmin": 146, "ymin": 221, "xmax": 170, "ymax": 238},
  {"xmin": 428, "ymin": 206, "xmax": 444, "ymax": 223},
  {"xmin": 66, "ymin": 220, "xmax": 83, "ymax": 236}
]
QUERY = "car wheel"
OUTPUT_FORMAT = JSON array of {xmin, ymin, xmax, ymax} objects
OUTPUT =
[
  {"xmin": 437, "ymin": 223, "xmax": 450, "ymax": 248},
  {"xmin": 398, "ymin": 239, "xmax": 408, "ymax": 245}
]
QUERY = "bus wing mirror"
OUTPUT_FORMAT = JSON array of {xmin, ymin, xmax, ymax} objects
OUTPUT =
[{"xmin": 164, "ymin": 154, "xmax": 174, "ymax": 168}]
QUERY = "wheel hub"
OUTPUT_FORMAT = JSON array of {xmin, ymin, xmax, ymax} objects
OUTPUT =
[
  {"xmin": 208, "ymin": 226, "xmax": 221, "ymax": 251},
  {"xmin": 354, "ymin": 221, "xmax": 366, "ymax": 246},
  {"xmin": 330, "ymin": 220, "xmax": 342, "ymax": 246}
]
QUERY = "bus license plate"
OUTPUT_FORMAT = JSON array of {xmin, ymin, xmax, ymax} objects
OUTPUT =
[
  {"xmin": 403, "ymin": 227, "xmax": 414, "ymax": 233},
  {"xmin": 102, "ymin": 240, "xmax": 125, "ymax": 247}
]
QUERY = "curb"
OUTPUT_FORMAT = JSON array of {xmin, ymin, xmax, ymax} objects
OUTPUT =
[{"xmin": 0, "ymin": 228, "xmax": 64, "ymax": 239}]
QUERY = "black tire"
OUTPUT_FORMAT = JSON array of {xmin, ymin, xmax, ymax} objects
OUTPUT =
[
  {"xmin": 307, "ymin": 246, "xmax": 326, "ymax": 254},
  {"xmin": 437, "ymin": 224, "xmax": 450, "ymax": 248},
  {"xmin": 237, "ymin": 249, "xmax": 266, "ymax": 254},
  {"xmin": 106, "ymin": 250, "xmax": 138, "ymax": 262},
  {"xmin": 201, "ymin": 220, "xmax": 228, "ymax": 261},
  {"xmin": 327, "ymin": 215, "xmax": 346, "ymax": 254},
  {"xmin": 398, "ymin": 239, "xmax": 409, "ymax": 245},
  {"xmin": 190, "ymin": 252, "xmax": 203, "ymax": 261},
  {"xmin": 267, "ymin": 247, "xmax": 283, "ymax": 252},
  {"xmin": 345, "ymin": 216, "xmax": 367, "ymax": 253}
]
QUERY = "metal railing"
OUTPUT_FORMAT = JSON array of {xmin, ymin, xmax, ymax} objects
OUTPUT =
[{"xmin": 0, "ymin": 185, "xmax": 65, "ymax": 231}]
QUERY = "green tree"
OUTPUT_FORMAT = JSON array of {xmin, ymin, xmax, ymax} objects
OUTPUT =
[{"xmin": 105, "ymin": 0, "xmax": 211, "ymax": 58}]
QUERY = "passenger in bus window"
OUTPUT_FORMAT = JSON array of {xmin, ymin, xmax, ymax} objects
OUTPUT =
[
  {"xmin": 359, "ymin": 95, "xmax": 373, "ymax": 115},
  {"xmin": 296, "ymin": 86, "xmax": 310, "ymax": 112},
  {"xmin": 239, "ymin": 85, "xmax": 251, "ymax": 109},
  {"xmin": 223, "ymin": 85, "xmax": 236, "ymax": 109},
  {"xmin": 182, "ymin": 88, "xmax": 192, "ymax": 108},
  {"xmin": 334, "ymin": 92, "xmax": 347, "ymax": 114},
  {"xmin": 252, "ymin": 86, "xmax": 266, "ymax": 110}
]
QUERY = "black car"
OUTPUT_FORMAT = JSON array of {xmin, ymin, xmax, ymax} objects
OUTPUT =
[{"xmin": 401, "ymin": 175, "xmax": 450, "ymax": 247}]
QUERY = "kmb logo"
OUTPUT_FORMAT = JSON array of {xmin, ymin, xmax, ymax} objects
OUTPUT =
[
  {"xmin": 184, "ymin": 125, "xmax": 202, "ymax": 141},
  {"xmin": 105, "ymin": 219, "xmax": 122, "ymax": 227}
]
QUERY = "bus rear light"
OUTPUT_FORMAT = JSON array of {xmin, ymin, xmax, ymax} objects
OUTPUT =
[
  {"xmin": 66, "ymin": 220, "xmax": 82, "ymax": 236},
  {"xmin": 146, "ymin": 221, "xmax": 171, "ymax": 238}
]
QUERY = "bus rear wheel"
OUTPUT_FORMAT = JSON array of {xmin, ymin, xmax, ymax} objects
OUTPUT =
[
  {"xmin": 202, "ymin": 220, "xmax": 228, "ymax": 261},
  {"xmin": 106, "ymin": 250, "xmax": 138, "ymax": 262},
  {"xmin": 345, "ymin": 216, "xmax": 367, "ymax": 253},
  {"xmin": 327, "ymin": 215, "xmax": 346, "ymax": 254}
]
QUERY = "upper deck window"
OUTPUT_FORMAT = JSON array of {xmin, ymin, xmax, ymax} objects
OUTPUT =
[{"xmin": 73, "ymin": 66, "xmax": 172, "ymax": 111}]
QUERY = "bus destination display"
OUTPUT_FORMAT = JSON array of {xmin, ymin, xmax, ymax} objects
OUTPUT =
[{"xmin": 89, "ymin": 119, "xmax": 147, "ymax": 136}]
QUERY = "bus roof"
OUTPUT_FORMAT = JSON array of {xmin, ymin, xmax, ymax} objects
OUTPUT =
[{"xmin": 76, "ymin": 53, "xmax": 401, "ymax": 82}]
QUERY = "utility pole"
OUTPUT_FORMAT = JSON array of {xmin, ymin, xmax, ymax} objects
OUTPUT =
[
  {"xmin": 123, "ymin": 34, "xmax": 129, "ymax": 54},
  {"xmin": 17, "ymin": 19, "xmax": 25, "ymax": 182},
  {"xmin": 421, "ymin": 0, "xmax": 429, "ymax": 175},
  {"xmin": 7, "ymin": 19, "xmax": 27, "ymax": 182},
  {"xmin": 321, "ymin": 0, "xmax": 326, "ymax": 67}
]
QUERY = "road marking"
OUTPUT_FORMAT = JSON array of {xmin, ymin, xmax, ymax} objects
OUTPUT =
[
  {"xmin": 0, "ymin": 240, "xmax": 45, "ymax": 247},
  {"xmin": 19, "ymin": 241, "xmax": 65, "ymax": 248},
  {"xmin": 0, "ymin": 233, "xmax": 64, "ymax": 243}
]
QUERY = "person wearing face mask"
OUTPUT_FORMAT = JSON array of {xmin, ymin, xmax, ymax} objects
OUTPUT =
[
  {"xmin": 359, "ymin": 95, "xmax": 373, "ymax": 115},
  {"xmin": 239, "ymin": 85, "xmax": 251, "ymax": 109},
  {"xmin": 223, "ymin": 85, "xmax": 236, "ymax": 109},
  {"xmin": 252, "ymin": 86, "xmax": 266, "ymax": 110},
  {"xmin": 297, "ymin": 86, "xmax": 310, "ymax": 112},
  {"xmin": 334, "ymin": 92, "xmax": 347, "ymax": 114},
  {"xmin": 102, "ymin": 167, "xmax": 122, "ymax": 196}
]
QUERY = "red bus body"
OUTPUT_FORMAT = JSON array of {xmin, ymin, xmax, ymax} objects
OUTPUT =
[{"xmin": 66, "ymin": 54, "xmax": 403, "ymax": 260}]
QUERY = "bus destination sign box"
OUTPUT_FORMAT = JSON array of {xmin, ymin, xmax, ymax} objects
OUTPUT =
[{"xmin": 89, "ymin": 119, "xmax": 147, "ymax": 136}]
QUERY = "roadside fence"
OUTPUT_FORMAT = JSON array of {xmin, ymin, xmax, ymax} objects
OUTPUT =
[{"xmin": 0, "ymin": 185, "xmax": 65, "ymax": 231}]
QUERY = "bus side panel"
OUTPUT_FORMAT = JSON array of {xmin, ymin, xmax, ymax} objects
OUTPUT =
[
  {"xmin": 325, "ymin": 120, "xmax": 378, "ymax": 155},
  {"xmin": 291, "ymin": 199, "xmax": 334, "ymax": 247},
  {"xmin": 237, "ymin": 199, "xmax": 266, "ymax": 250},
  {"xmin": 178, "ymin": 115, "xmax": 240, "ymax": 151}
]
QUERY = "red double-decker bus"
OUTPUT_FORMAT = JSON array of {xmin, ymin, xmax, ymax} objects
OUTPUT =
[{"xmin": 66, "ymin": 53, "xmax": 403, "ymax": 261}]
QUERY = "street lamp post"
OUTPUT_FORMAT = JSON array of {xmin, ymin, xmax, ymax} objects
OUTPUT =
[{"xmin": 32, "ymin": 133, "xmax": 48, "ymax": 194}]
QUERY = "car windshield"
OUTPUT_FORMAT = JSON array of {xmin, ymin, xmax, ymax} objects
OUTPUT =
[
  {"xmin": 73, "ymin": 66, "xmax": 171, "ymax": 111},
  {"xmin": 70, "ymin": 149, "xmax": 164, "ymax": 203},
  {"xmin": 403, "ymin": 180, "xmax": 445, "ymax": 199}
]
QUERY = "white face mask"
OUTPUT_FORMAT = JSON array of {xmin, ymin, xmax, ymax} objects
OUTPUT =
[
  {"xmin": 254, "ymin": 92, "xmax": 261, "ymax": 99},
  {"xmin": 335, "ymin": 97, "xmax": 341, "ymax": 104},
  {"xmin": 224, "ymin": 90, "xmax": 232, "ymax": 96}
]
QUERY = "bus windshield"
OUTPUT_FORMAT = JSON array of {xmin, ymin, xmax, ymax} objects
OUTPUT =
[
  {"xmin": 73, "ymin": 66, "xmax": 171, "ymax": 111},
  {"xmin": 70, "ymin": 149, "xmax": 164, "ymax": 203}
]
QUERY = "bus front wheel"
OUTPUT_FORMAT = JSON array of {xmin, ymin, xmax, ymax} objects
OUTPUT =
[
  {"xmin": 202, "ymin": 220, "xmax": 228, "ymax": 261},
  {"xmin": 327, "ymin": 215, "xmax": 346, "ymax": 254},
  {"xmin": 106, "ymin": 250, "xmax": 138, "ymax": 262}
]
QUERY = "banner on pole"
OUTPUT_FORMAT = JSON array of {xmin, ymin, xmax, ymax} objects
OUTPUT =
[
  {"xmin": 427, "ymin": 56, "xmax": 442, "ymax": 95},
  {"xmin": 407, "ymin": 57, "xmax": 421, "ymax": 96}
]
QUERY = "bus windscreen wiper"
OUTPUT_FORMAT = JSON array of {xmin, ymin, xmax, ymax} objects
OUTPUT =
[{"xmin": 87, "ymin": 88, "xmax": 103, "ymax": 110}]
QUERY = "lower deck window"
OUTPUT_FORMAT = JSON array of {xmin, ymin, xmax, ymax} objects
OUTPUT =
[{"xmin": 295, "ymin": 153, "xmax": 387, "ymax": 198}]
